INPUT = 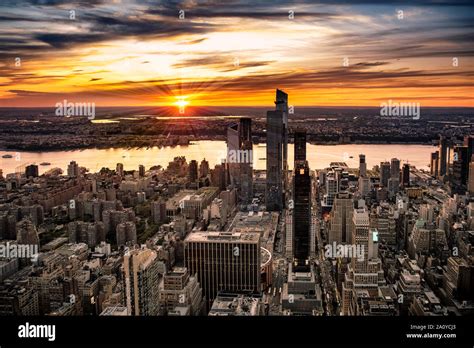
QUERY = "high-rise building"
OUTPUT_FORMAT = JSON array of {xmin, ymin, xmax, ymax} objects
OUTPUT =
[
  {"xmin": 158, "ymin": 267, "xmax": 204, "ymax": 316},
  {"xmin": 199, "ymin": 159, "xmax": 209, "ymax": 178},
  {"xmin": 402, "ymin": 163, "xmax": 410, "ymax": 187},
  {"xmin": 328, "ymin": 192, "xmax": 353, "ymax": 244},
  {"xmin": 266, "ymin": 89, "xmax": 288, "ymax": 211},
  {"xmin": 390, "ymin": 158, "xmax": 400, "ymax": 179},
  {"xmin": 341, "ymin": 206, "xmax": 385, "ymax": 315},
  {"xmin": 451, "ymin": 146, "xmax": 469, "ymax": 194},
  {"xmin": 25, "ymin": 164, "xmax": 39, "ymax": 178},
  {"xmin": 123, "ymin": 248, "xmax": 161, "ymax": 316},
  {"xmin": 359, "ymin": 154, "xmax": 367, "ymax": 177},
  {"xmin": 210, "ymin": 163, "xmax": 228, "ymax": 190},
  {"xmin": 116, "ymin": 221, "xmax": 137, "ymax": 247},
  {"xmin": 293, "ymin": 160, "xmax": 311, "ymax": 270},
  {"xmin": 184, "ymin": 231, "xmax": 261, "ymax": 307},
  {"xmin": 468, "ymin": 161, "xmax": 474, "ymax": 195},
  {"xmin": 464, "ymin": 135, "xmax": 474, "ymax": 167},
  {"xmin": 188, "ymin": 160, "xmax": 198, "ymax": 183},
  {"xmin": 379, "ymin": 161, "xmax": 391, "ymax": 187},
  {"xmin": 226, "ymin": 117, "xmax": 253, "ymax": 204},
  {"xmin": 151, "ymin": 200, "xmax": 167, "ymax": 224},
  {"xmin": 67, "ymin": 161, "xmax": 79, "ymax": 178},
  {"xmin": 294, "ymin": 131, "xmax": 306, "ymax": 162},
  {"xmin": 138, "ymin": 164, "xmax": 145, "ymax": 177},
  {"xmin": 116, "ymin": 163, "xmax": 124, "ymax": 177},
  {"xmin": 430, "ymin": 152, "xmax": 439, "ymax": 177},
  {"xmin": 438, "ymin": 135, "xmax": 449, "ymax": 178}
]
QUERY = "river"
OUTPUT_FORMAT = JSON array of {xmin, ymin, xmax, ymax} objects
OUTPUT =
[{"xmin": 0, "ymin": 141, "xmax": 435, "ymax": 175}]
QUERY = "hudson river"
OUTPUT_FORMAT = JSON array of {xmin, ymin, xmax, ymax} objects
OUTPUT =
[{"xmin": 0, "ymin": 141, "xmax": 435, "ymax": 175}]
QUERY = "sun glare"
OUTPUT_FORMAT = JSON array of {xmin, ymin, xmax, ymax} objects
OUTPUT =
[{"xmin": 174, "ymin": 96, "xmax": 189, "ymax": 113}]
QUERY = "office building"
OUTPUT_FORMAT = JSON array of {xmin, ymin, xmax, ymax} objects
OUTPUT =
[
  {"xmin": 359, "ymin": 154, "xmax": 367, "ymax": 177},
  {"xmin": 188, "ymin": 160, "xmax": 198, "ymax": 183},
  {"xmin": 402, "ymin": 163, "xmax": 410, "ymax": 187},
  {"xmin": 342, "ymin": 206, "xmax": 385, "ymax": 315},
  {"xmin": 158, "ymin": 267, "xmax": 204, "ymax": 316},
  {"xmin": 294, "ymin": 131, "xmax": 306, "ymax": 162},
  {"xmin": 451, "ymin": 146, "xmax": 469, "ymax": 194},
  {"xmin": 67, "ymin": 161, "xmax": 79, "ymax": 178},
  {"xmin": 430, "ymin": 152, "xmax": 439, "ymax": 177},
  {"xmin": 184, "ymin": 231, "xmax": 261, "ymax": 307},
  {"xmin": 328, "ymin": 192, "xmax": 354, "ymax": 244},
  {"xmin": 379, "ymin": 161, "xmax": 391, "ymax": 187},
  {"xmin": 123, "ymin": 248, "xmax": 161, "ymax": 316},
  {"xmin": 293, "ymin": 160, "xmax": 311, "ymax": 269},
  {"xmin": 438, "ymin": 135, "xmax": 449, "ymax": 178},
  {"xmin": 266, "ymin": 89, "xmax": 288, "ymax": 211},
  {"xmin": 390, "ymin": 158, "xmax": 400, "ymax": 179},
  {"xmin": 116, "ymin": 163, "xmax": 124, "ymax": 177},
  {"xmin": 25, "ymin": 164, "xmax": 39, "ymax": 178},
  {"xmin": 138, "ymin": 164, "xmax": 145, "ymax": 177},
  {"xmin": 227, "ymin": 118, "xmax": 253, "ymax": 204}
]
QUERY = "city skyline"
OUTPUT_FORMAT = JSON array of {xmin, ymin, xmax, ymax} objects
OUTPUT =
[{"xmin": 0, "ymin": 1, "xmax": 473, "ymax": 107}]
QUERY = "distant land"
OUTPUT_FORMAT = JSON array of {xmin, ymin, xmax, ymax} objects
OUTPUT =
[{"xmin": 0, "ymin": 106, "xmax": 472, "ymax": 152}]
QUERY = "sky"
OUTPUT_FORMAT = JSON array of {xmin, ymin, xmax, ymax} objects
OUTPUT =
[{"xmin": 0, "ymin": 0, "xmax": 473, "ymax": 108}]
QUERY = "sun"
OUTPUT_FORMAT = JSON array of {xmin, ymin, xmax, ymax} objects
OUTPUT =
[{"xmin": 174, "ymin": 96, "xmax": 189, "ymax": 113}]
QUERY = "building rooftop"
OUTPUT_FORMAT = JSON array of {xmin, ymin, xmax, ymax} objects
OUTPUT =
[{"xmin": 185, "ymin": 231, "xmax": 260, "ymax": 243}]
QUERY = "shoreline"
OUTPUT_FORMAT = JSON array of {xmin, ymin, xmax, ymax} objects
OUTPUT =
[{"xmin": 0, "ymin": 140, "xmax": 436, "ymax": 153}]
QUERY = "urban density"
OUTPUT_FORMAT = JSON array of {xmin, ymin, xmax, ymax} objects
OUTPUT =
[{"xmin": 0, "ymin": 89, "xmax": 473, "ymax": 317}]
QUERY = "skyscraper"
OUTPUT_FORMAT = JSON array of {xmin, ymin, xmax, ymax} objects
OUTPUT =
[
  {"xmin": 116, "ymin": 163, "xmax": 124, "ymax": 177},
  {"xmin": 67, "ymin": 161, "xmax": 79, "ymax": 178},
  {"xmin": 402, "ymin": 163, "xmax": 410, "ymax": 187},
  {"xmin": 430, "ymin": 152, "xmax": 439, "ymax": 177},
  {"xmin": 328, "ymin": 192, "xmax": 354, "ymax": 244},
  {"xmin": 359, "ymin": 154, "xmax": 367, "ymax": 177},
  {"xmin": 469, "ymin": 161, "xmax": 474, "ymax": 195},
  {"xmin": 379, "ymin": 161, "xmax": 391, "ymax": 187},
  {"xmin": 123, "ymin": 248, "xmax": 161, "ymax": 316},
  {"xmin": 342, "ymin": 206, "xmax": 385, "ymax": 315},
  {"xmin": 227, "ymin": 117, "xmax": 253, "ymax": 204},
  {"xmin": 138, "ymin": 164, "xmax": 145, "ymax": 177},
  {"xmin": 438, "ymin": 135, "xmax": 449, "ymax": 178},
  {"xmin": 188, "ymin": 160, "xmax": 198, "ymax": 183},
  {"xmin": 293, "ymin": 160, "xmax": 311, "ymax": 270},
  {"xmin": 184, "ymin": 231, "xmax": 261, "ymax": 308},
  {"xmin": 294, "ymin": 131, "xmax": 306, "ymax": 162},
  {"xmin": 390, "ymin": 158, "xmax": 400, "ymax": 179},
  {"xmin": 451, "ymin": 146, "xmax": 469, "ymax": 194},
  {"xmin": 199, "ymin": 158, "xmax": 209, "ymax": 178},
  {"xmin": 266, "ymin": 89, "xmax": 288, "ymax": 211},
  {"xmin": 464, "ymin": 135, "xmax": 474, "ymax": 167}
]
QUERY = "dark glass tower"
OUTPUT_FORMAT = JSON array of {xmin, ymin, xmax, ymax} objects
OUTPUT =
[
  {"xmin": 294, "ymin": 131, "xmax": 306, "ymax": 162},
  {"xmin": 293, "ymin": 160, "xmax": 311, "ymax": 270},
  {"xmin": 227, "ymin": 117, "xmax": 253, "ymax": 204},
  {"xmin": 266, "ymin": 89, "xmax": 288, "ymax": 211}
]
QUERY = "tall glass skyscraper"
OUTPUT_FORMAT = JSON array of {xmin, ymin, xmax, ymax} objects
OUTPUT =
[{"xmin": 266, "ymin": 89, "xmax": 288, "ymax": 211}]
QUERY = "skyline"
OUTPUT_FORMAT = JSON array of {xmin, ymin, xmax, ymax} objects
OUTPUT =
[{"xmin": 0, "ymin": 0, "xmax": 473, "ymax": 108}]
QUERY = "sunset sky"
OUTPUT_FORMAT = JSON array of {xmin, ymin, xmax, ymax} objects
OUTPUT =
[{"xmin": 0, "ymin": 0, "xmax": 473, "ymax": 107}]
